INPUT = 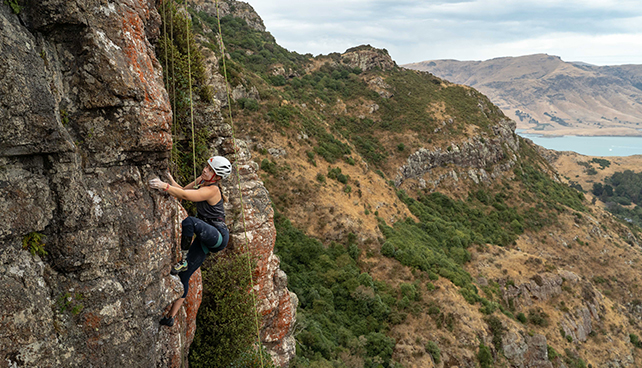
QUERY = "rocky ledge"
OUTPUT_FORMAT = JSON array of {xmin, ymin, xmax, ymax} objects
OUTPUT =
[{"xmin": 395, "ymin": 119, "xmax": 520, "ymax": 188}]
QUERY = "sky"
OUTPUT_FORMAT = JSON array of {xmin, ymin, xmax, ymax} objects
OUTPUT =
[{"xmin": 244, "ymin": 0, "xmax": 642, "ymax": 66}]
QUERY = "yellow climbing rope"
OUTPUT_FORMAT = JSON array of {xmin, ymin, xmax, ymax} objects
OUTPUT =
[
  {"xmin": 214, "ymin": 1, "xmax": 266, "ymax": 366},
  {"xmin": 185, "ymin": 2, "xmax": 197, "ymax": 184}
]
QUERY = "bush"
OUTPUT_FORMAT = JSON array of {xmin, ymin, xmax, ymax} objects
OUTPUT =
[
  {"xmin": 528, "ymin": 308, "xmax": 550, "ymax": 327},
  {"xmin": 260, "ymin": 159, "xmax": 278, "ymax": 175},
  {"xmin": 517, "ymin": 312, "xmax": 527, "ymax": 323},
  {"xmin": 237, "ymin": 98, "xmax": 260, "ymax": 111},
  {"xmin": 425, "ymin": 341, "xmax": 441, "ymax": 364},
  {"xmin": 563, "ymin": 348, "xmax": 587, "ymax": 368},
  {"xmin": 510, "ymin": 219, "xmax": 524, "ymax": 234},
  {"xmin": 381, "ymin": 242, "xmax": 396, "ymax": 257},
  {"xmin": 485, "ymin": 315, "xmax": 505, "ymax": 351},
  {"xmin": 477, "ymin": 342, "xmax": 493, "ymax": 368},
  {"xmin": 268, "ymin": 74, "xmax": 286, "ymax": 86},
  {"xmin": 364, "ymin": 332, "xmax": 395, "ymax": 364},
  {"xmin": 590, "ymin": 158, "xmax": 611, "ymax": 169},
  {"xmin": 267, "ymin": 105, "xmax": 296, "ymax": 127},
  {"xmin": 189, "ymin": 252, "xmax": 259, "ymax": 367},
  {"xmin": 547, "ymin": 345, "xmax": 559, "ymax": 360},
  {"xmin": 327, "ymin": 167, "xmax": 348, "ymax": 184},
  {"xmin": 273, "ymin": 211, "xmax": 401, "ymax": 365},
  {"xmin": 22, "ymin": 232, "xmax": 47, "ymax": 257}
]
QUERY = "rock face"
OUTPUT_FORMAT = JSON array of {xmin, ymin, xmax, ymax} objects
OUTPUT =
[
  {"xmin": 0, "ymin": 1, "xmax": 295, "ymax": 367},
  {"xmin": 502, "ymin": 332, "xmax": 553, "ymax": 368},
  {"xmin": 225, "ymin": 151, "xmax": 298, "ymax": 366},
  {"xmin": 502, "ymin": 272, "xmax": 564, "ymax": 309},
  {"xmin": 0, "ymin": 0, "xmax": 188, "ymax": 366},
  {"xmin": 560, "ymin": 283, "xmax": 604, "ymax": 343},
  {"xmin": 195, "ymin": 111, "xmax": 298, "ymax": 366},
  {"xmin": 341, "ymin": 45, "xmax": 397, "ymax": 72},
  {"xmin": 192, "ymin": 0, "xmax": 266, "ymax": 32},
  {"xmin": 395, "ymin": 119, "xmax": 520, "ymax": 187}
]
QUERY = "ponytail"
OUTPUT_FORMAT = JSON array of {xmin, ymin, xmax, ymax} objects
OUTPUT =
[{"xmin": 217, "ymin": 182, "xmax": 229, "ymax": 203}]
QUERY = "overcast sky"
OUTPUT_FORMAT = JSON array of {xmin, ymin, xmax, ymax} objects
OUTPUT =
[{"xmin": 244, "ymin": 0, "xmax": 642, "ymax": 66}]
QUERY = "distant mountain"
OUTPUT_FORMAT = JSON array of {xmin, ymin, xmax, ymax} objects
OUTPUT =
[{"xmin": 404, "ymin": 54, "xmax": 642, "ymax": 136}]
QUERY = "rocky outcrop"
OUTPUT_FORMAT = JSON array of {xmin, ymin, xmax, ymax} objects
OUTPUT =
[
  {"xmin": 395, "ymin": 119, "xmax": 520, "ymax": 187},
  {"xmin": 192, "ymin": 0, "xmax": 266, "ymax": 32},
  {"xmin": 560, "ymin": 283, "xmax": 604, "ymax": 343},
  {"xmin": 341, "ymin": 45, "xmax": 396, "ymax": 72},
  {"xmin": 205, "ymin": 126, "xmax": 298, "ymax": 366},
  {"xmin": 367, "ymin": 76, "xmax": 393, "ymax": 99},
  {"xmin": 0, "ymin": 1, "xmax": 190, "ymax": 366},
  {"xmin": 502, "ymin": 332, "xmax": 553, "ymax": 368},
  {"xmin": 502, "ymin": 272, "xmax": 565, "ymax": 309},
  {"xmin": 226, "ymin": 156, "xmax": 298, "ymax": 365}
]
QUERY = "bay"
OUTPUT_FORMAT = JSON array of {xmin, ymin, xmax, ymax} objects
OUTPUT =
[{"xmin": 517, "ymin": 132, "xmax": 642, "ymax": 157}]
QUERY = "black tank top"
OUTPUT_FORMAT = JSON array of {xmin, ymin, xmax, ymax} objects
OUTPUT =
[{"xmin": 196, "ymin": 198, "xmax": 225, "ymax": 225}]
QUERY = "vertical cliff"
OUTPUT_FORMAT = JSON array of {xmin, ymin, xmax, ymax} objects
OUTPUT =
[
  {"xmin": 0, "ymin": 0, "xmax": 186, "ymax": 365},
  {"xmin": 0, "ymin": 0, "xmax": 295, "ymax": 366}
]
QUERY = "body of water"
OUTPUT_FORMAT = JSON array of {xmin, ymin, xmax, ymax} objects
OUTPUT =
[{"xmin": 517, "ymin": 132, "xmax": 642, "ymax": 157}]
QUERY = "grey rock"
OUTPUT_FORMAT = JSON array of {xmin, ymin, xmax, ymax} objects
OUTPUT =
[
  {"xmin": 1, "ymin": 1, "xmax": 191, "ymax": 366},
  {"xmin": 341, "ymin": 45, "xmax": 396, "ymax": 72},
  {"xmin": 395, "ymin": 120, "xmax": 519, "ymax": 187},
  {"xmin": 502, "ymin": 332, "xmax": 553, "ymax": 368},
  {"xmin": 502, "ymin": 273, "xmax": 564, "ymax": 309},
  {"xmin": 192, "ymin": 0, "xmax": 266, "ymax": 32}
]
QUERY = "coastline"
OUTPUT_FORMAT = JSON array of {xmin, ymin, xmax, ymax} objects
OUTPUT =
[{"xmin": 515, "ymin": 124, "xmax": 642, "ymax": 137}]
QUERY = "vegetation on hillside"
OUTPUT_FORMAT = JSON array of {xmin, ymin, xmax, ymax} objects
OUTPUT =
[
  {"xmin": 275, "ymin": 212, "xmax": 407, "ymax": 368},
  {"xmin": 592, "ymin": 169, "xmax": 642, "ymax": 230},
  {"xmin": 191, "ymin": 9, "xmax": 511, "ymax": 172},
  {"xmin": 156, "ymin": 2, "xmax": 602, "ymax": 367}
]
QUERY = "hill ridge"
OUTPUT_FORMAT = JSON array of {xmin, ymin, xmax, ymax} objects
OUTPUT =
[{"xmin": 403, "ymin": 54, "xmax": 642, "ymax": 137}]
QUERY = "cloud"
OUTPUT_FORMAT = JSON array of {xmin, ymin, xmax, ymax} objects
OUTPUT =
[{"xmin": 245, "ymin": 0, "xmax": 642, "ymax": 65}]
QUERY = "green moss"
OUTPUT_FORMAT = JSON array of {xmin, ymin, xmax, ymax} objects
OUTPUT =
[
  {"xmin": 22, "ymin": 232, "xmax": 47, "ymax": 257},
  {"xmin": 4, "ymin": 0, "xmax": 21, "ymax": 14},
  {"xmin": 56, "ymin": 292, "xmax": 84, "ymax": 316}
]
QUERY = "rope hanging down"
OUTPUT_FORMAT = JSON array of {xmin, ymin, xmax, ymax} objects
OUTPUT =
[
  {"xmin": 214, "ymin": 1, "xmax": 265, "ymax": 366},
  {"xmin": 162, "ymin": 0, "xmax": 265, "ymax": 366},
  {"xmin": 185, "ymin": 2, "xmax": 197, "ymax": 184},
  {"xmin": 161, "ymin": 2, "xmax": 187, "ymax": 367}
]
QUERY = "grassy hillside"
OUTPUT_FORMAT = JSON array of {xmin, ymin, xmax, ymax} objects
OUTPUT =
[
  {"xmin": 160, "ymin": 2, "xmax": 642, "ymax": 367},
  {"xmin": 404, "ymin": 55, "xmax": 642, "ymax": 137}
]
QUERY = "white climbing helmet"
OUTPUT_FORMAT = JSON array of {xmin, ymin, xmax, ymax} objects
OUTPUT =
[{"xmin": 207, "ymin": 156, "xmax": 232, "ymax": 179}]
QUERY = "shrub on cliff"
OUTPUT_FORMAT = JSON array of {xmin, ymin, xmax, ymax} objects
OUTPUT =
[{"xmin": 189, "ymin": 252, "xmax": 261, "ymax": 367}]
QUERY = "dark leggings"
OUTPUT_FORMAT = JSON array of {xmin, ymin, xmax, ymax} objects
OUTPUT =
[{"xmin": 179, "ymin": 217, "xmax": 229, "ymax": 298}]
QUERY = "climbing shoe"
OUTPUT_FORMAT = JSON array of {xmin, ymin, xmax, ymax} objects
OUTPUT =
[
  {"xmin": 170, "ymin": 260, "xmax": 187, "ymax": 275},
  {"xmin": 159, "ymin": 316, "xmax": 174, "ymax": 327}
]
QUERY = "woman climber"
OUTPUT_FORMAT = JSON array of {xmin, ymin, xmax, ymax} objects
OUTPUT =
[{"xmin": 149, "ymin": 156, "xmax": 232, "ymax": 327}]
